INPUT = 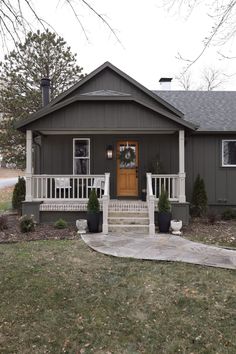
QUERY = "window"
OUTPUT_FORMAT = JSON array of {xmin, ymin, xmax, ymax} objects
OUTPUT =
[
  {"xmin": 222, "ymin": 140, "xmax": 236, "ymax": 167},
  {"xmin": 73, "ymin": 139, "xmax": 90, "ymax": 174}
]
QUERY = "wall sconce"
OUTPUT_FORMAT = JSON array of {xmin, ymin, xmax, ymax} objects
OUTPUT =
[{"xmin": 106, "ymin": 145, "xmax": 113, "ymax": 160}]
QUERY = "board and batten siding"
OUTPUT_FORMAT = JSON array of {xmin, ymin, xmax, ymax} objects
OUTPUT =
[
  {"xmin": 27, "ymin": 101, "xmax": 181, "ymax": 132},
  {"xmin": 63, "ymin": 68, "xmax": 176, "ymax": 116},
  {"xmin": 185, "ymin": 134, "xmax": 236, "ymax": 205},
  {"xmin": 37, "ymin": 134, "xmax": 179, "ymax": 198}
]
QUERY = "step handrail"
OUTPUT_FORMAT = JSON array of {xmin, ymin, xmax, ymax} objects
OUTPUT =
[{"xmin": 146, "ymin": 173, "xmax": 155, "ymax": 235}]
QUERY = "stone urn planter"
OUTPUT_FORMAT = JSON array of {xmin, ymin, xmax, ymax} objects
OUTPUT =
[
  {"xmin": 170, "ymin": 220, "xmax": 183, "ymax": 235},
  {"xmin": 76, "ymin": 219, "xmax": 87, "ymax": 235}
]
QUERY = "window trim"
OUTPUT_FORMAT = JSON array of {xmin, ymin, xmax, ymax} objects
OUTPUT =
[
  {"xmin": 222, "ymin": 139, "xmax": 236, "ymax": 167},
  {"xmin": 73, "ymin": 138, "xmax": 90, "ymax": 175}
]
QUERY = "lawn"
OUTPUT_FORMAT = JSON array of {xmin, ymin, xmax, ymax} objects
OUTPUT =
[
  {"xmin": 0, "ymin": 186, "xmax": 13, "ymax": 211},
  {"xmin": 0, "ymin": 239, "xmax": 235, "ymax": 353}
]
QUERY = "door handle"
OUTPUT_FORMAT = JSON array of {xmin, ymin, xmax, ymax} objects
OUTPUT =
[{"xmin": 136, "ymin": 167, "xmax": 138, "ymax": 178}]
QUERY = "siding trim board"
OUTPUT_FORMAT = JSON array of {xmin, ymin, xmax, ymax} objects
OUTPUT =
[{"xmin": 39, "ymin": 130, "xmax": 178, "ymax": 135}]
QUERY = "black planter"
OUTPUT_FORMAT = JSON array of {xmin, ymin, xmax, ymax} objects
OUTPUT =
[
  {"xmin": 87, "ymin": 212, "xmax": 100, "ymax": 233},
  {"xmin": 157, "ymin": 212, "xmax": 172, "ymax": 233}
]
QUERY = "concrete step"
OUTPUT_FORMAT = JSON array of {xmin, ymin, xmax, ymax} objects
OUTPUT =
[
  {"xmin": 108, "ymin": 224, "xmax": 149, "ymax": 234},
  {"xmin": 108, "ymin": 217, "xmax": 149, "ymax": 225},
  {"xmin": 108, "ymin": 211, "xmax": 148, "ymax": 218}
]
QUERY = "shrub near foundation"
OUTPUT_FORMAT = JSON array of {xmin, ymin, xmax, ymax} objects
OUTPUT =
[
  {"xmin": 221, "ymin": 208, "xmax": 236, "ymax": 220},
  {"xmin": 54, "ymin": 218, "xmax": 68, "ymax": 229},
  {"xmin": 191, "ymin": 174, "xmax": 208, "ymax": 217},
  {"xmin": 12, "ymin": 177, "xmax": 25, "ymax": 213},
  {"xmin": 19, "ymin": 215, "xmax": 35, "ymax": 233}
]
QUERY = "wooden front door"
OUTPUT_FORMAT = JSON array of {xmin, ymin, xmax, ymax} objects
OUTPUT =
[{"xmin": 117, "ymin": 141, "xmax": 138, "ymax": 197}]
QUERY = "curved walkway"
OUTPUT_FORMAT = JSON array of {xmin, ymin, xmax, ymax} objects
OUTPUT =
[{"xmin": 81, "ymin": 233, "xmax": 236, "ymax": 270}]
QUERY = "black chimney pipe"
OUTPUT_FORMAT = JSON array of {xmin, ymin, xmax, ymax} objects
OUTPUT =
[{"xmin": 40, "ymin": 78, "xmax": 50, "ymax": 107}]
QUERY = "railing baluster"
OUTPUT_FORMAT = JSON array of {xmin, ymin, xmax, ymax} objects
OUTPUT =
[{"xmin": 31, "ymin": 175, "xmax": 105, "ymax": 201}]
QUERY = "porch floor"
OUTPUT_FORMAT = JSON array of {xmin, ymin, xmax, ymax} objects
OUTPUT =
[{"xmin": 81, "ymin": 233, "xmax": 236, "ymax": 270}]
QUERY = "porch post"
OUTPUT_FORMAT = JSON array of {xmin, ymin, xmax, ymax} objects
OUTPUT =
[
  {"xmin": 25, "ymin": 130, "xmax": 33, "ymax": 201},
  {"xmin": 178, "ymin": 130, "xmax": 186, "ymax": 203}
]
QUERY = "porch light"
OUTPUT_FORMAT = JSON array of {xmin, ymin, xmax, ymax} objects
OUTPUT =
[{"xmin": 106, "ymin": 145, "xmax": 113, "ymax": 159}]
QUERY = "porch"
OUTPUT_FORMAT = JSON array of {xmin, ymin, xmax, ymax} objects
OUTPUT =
[
  {"xmin": 23, "ymin": 129, "xmax": 188, "ymax": 234},
  {"xmin": 23, "ymin": 172, "xmax": 188, "ymax": 235}
]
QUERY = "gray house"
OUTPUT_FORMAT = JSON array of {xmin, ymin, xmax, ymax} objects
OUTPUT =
[{"xmin": 16, "ymin": 62, "xmax": 236, "ymax": 234}]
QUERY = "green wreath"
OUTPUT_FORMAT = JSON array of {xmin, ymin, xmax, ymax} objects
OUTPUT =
[{"xmin": 120, "ymin": 147, "xmax": 136, "ymax": 166}]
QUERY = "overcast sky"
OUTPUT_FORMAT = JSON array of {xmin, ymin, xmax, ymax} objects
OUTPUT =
[{"xmin": 7, "ymin": 0, "xmax": 236, "ymax": 90}]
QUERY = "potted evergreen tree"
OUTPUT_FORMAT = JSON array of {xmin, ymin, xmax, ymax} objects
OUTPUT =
[
  {"xmin": 87, "ymin": 189, "xmax": 100, "ymax": 233},
  {"xmin": 157, "ymin": 188, "xmax": 171, "ymax": 233}
]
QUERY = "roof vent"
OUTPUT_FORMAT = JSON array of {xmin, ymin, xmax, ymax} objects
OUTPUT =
[{"xmin": 159, "ymin": 77, "xmax": 172, "ymax": 90}]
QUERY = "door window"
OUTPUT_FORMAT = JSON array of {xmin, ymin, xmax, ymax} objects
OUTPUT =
[{"xmin": 119, "ymin": 143, "xmax": 136, "ymax": 169}]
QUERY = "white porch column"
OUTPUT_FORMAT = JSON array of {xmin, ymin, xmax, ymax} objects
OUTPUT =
[
  {"xmin": 178, "ymin": 130, "xmax": 186, "ymax": 203},
  {"xmin": 25, "ymin": 130, "xmax": 33, "ymax": 201}
]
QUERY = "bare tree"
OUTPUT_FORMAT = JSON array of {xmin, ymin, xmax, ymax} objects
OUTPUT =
[
  {"xmin": 176, "ymin": 71, "xmax": 193, "ymax": 90},
  {"xmin": 200, "ymin": 67, "xmax": 225, "ymax": 90},
  {"xmin": 162, "ymin": 0, "xmax": 236, "ymax": 72},
  {"xmin": 176, "ymin": 66, "xmax": 226, "ymax": 90},
  {"xmin": 0, "ymin": 0, "xmax": 120, "ymax": 52}
]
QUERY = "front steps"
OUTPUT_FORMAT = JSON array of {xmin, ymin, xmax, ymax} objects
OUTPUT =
[{"xmin": 108, "ymin": 201, "xmax": 149, "ymax": 234}]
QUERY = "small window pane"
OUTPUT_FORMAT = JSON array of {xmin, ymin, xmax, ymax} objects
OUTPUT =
[
  {"xmin": 74, "ymin": 159, "xmax": 89, "ymax": 174},
  {"xmin": 223, "ymin": 141, "xmax": 236, "ymax": 166},
  {"xmin": 74, "ymin": 140, "xmax": 89, "ymax": 158}
]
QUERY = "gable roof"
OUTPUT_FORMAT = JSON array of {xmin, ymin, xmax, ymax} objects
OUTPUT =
[
  {"xmin": 154, "ymin": 90, "xmax": 236, "ymax": 132},
  {"xmin": 16, "ymin": 93, "xmax": 197, "ymax": 131},
  {"xmin": 48, "ymin": 61, "xmax": 184, "ymax": 118}
]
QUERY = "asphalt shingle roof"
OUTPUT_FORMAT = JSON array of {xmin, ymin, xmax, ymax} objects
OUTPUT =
[{"xmin": 153, "ymin": 90, "xmax": 236, "ymax": 131}]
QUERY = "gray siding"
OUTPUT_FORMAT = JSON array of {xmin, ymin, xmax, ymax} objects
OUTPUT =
[
  {"xmin": 37, "ymin": 134, "xmax": 179, "ymax": 198},
  {"xmin": 35, "ymin": 132, "xmax": 236, "ymax": 205},
  {"xmin": 65, "ymin": 68, "xmax": 175, "ymax": 115},
  {"xmin": 186, "ymin": 134, "xmax": 236, "ymax": 205},
  {"xmin": 27, "ymin": 101, "xmax": 181, "ymax": 131}
]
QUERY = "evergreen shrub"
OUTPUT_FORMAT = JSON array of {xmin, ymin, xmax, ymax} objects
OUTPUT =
[
  {"xmin": 12, "ymin": 177, "xmax": 25, "ymax": 212},
  {"xmin": 87, "ymin": 189, "xmax": 100, "ymax": 213},
  {"xmin": 191, "ymin": 174, "xmax": 208, "ymax": 217},
  {"xmin": 54, "ymin": 218, "xmax": 68, "ymax": 229}
]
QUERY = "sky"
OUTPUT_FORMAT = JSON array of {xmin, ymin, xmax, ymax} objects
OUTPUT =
[{"xmin": 4, "ymin": 0, "xmax": 236, "ymax": 90}]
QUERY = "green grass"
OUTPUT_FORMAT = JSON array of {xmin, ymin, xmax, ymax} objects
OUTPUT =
[
  {"xmin": 0, "ymin": 200, "xmax": 12, "ymax": 211},
  {"xmin": 0, "ymin": 186, "xmax": 13, "ymax": 211},
  {"xmin": 0, "ymin": 239, "xmax": 235, "ymax": 353}
]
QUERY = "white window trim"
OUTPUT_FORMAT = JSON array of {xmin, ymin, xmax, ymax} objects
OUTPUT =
[
  {"xmin": 222, "ymin": 139, "xmax": 236, "ymax": 167},
  {"xmin": 73, "ymin": 138, "xmax": 90, "ymax": 174}
]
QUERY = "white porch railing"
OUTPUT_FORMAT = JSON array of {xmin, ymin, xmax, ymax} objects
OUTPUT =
[
  {"xmin": 30, "ymin": 175, "xmax": 106, "ymax": 201},
  {"xmin": 151, "ymin": 174, "xmax": 179, "ymax": 201},
  {"xmin": 146, "ymin": 173, "xmax": 155, "ymax": 235}
]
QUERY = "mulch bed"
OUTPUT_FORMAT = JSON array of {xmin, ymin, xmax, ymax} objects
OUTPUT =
[
  {"xmin": 0, "ymin": 213, "xmax": 78, "ymax": 244},
  {"xmin": 1, "ymin": 214, "xmax": 236, "ymax": 248},
  {"xmin": 183, "ymin": 217, "xmax": 236, "ymax": 248}
]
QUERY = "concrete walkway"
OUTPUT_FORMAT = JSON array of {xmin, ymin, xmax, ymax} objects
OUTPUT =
[{"xmin": 81, "ymin": 233, "xmax": 236, "ymax": 270}]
